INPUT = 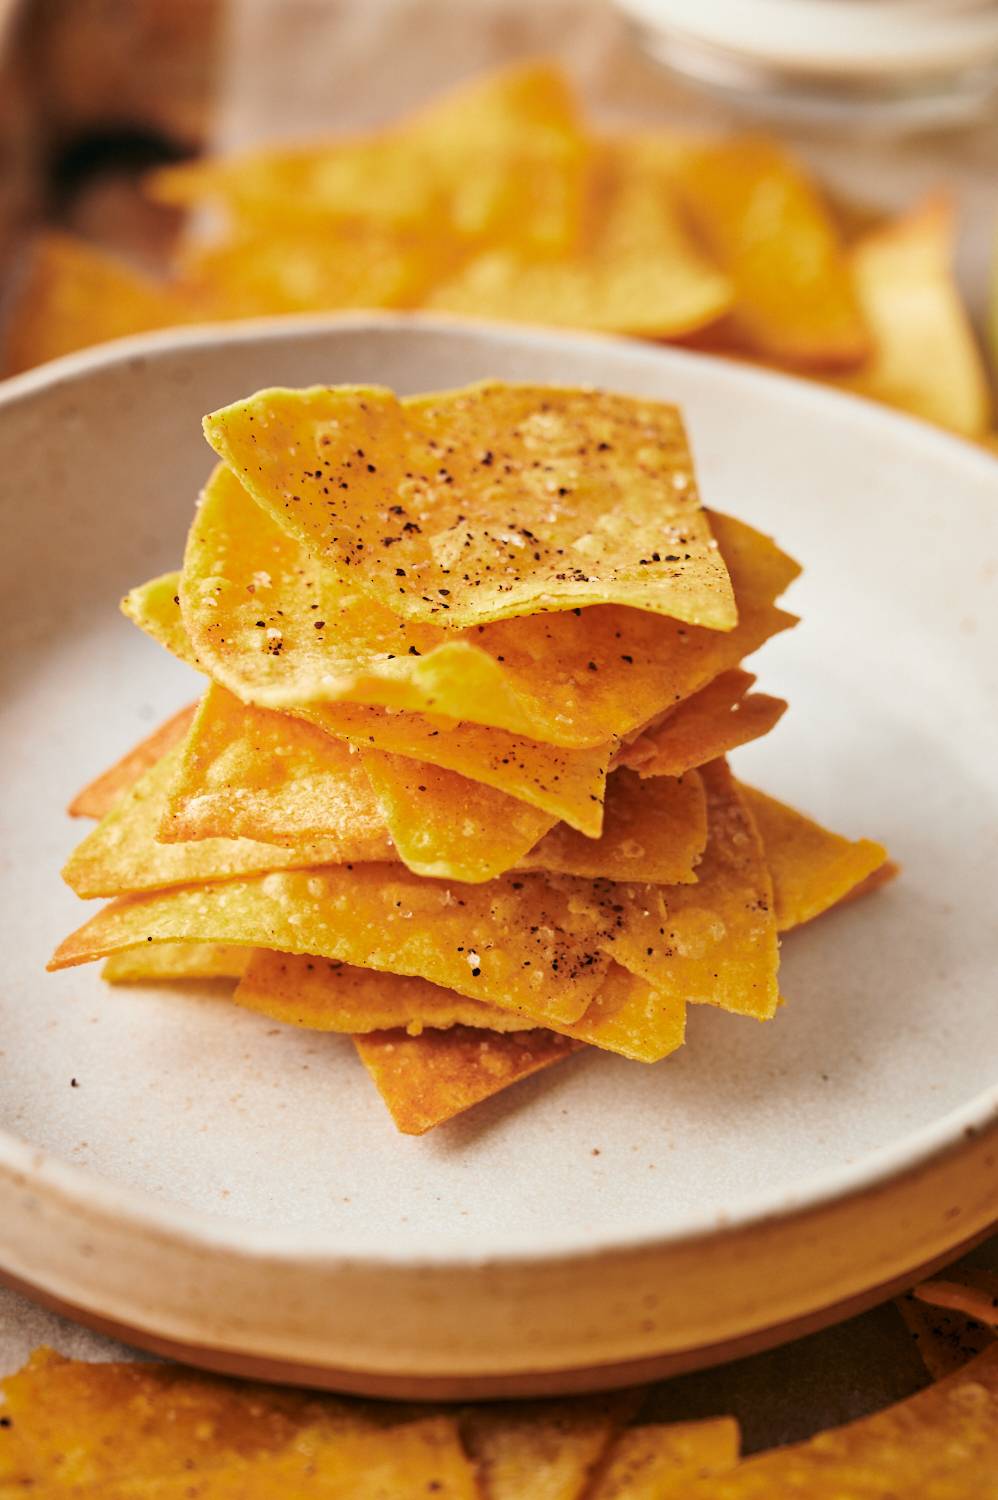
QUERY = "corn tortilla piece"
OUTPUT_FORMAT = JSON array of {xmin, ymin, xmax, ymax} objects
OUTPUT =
[
  {"xmin": 739, "ymin": 784, "xmax": 888, "ymax": 931},
  {"xmin": 354, "ymin": 1026, "xmax": 584, "ymax": 1135},
  {"xmin": 618, "ymin": 670, "xmax": 786, "ymax": 778},
  {"xmin": 0, "ymin": 1349, "xmax": 478, "ymax": 1497},
  {"xmin": 427, "ymin": 138, "xmax": 732, "ymax": 339},
  {"xmin": 180, "ymin": 465, "xmax": 794, "ymax": 750},
  {"xmin": 49, "ymin": 867, "xmax": 609, "ymax": 1025},
  {"xmin": 672, "ymin": 137, "xmax": 869, "ymax": 369},
  {"xmin": 833, "ymin": 195, "xmax": 992, "ymax": 437},
  {"xmin": 68, "ymin": 702, "xmax": 197, "ymax": 818},
  {"xmin": 202, "ymin": 381, "xmax": 737, "ymax": 630},
  {"xmin": 915, "ymin": 1273, "xmax": 998, "ymax": 1330},
  {"xmin": 680, "ymin": 1342, "xmax": 998, "ymax": 1497},
  {"xmin": 2, "ymin": 233, "xmax": 192, "ymax": 375},
  {"xmin": 896, "ymin": 1291, "xmax": 995, "ymax": 1381},
  {"xmin": 103, "ymin": 943, "xmax": 249, "ymax": 983},
  {"xmin": 461, "ymin": 1391, "xmax": 640, "ymax": 1500},
  {"xmin": 162, "ymin": 685, "xmax": 392, "ymax": 851},
  {"xmin": 235, "ymin": 952, "xmax": 522, "ymax": 1035},
  {"xmin": 61, "ymin": 747, "xmax": 391, "ymax": 900},
  {"xmin": 588, "ymin": 1418, "xmax": 740, "ymax": 1498}
]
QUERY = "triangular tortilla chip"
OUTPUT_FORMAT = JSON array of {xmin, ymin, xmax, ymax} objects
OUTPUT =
[
  {"xmin": 69, "ymin": 702, "xmax": 197, "ymax": 818},
  {"xmin": 896, "ymin": 1290, "xmax": 995, "ymax": 1381},
  {"xmin": 462, "ymin": 1392, "xmax": 640, "ymax": 1500},
  {"xmin": 103, "ymin": 943, "xmax": 249, "ymax": 983},
  {"xmin": 354, "ymin": 1026, "xmax": 583, "ymax": 1134},
  {"xmin": 202, "ymin": 381, "xmax": 737, "ymax": 630},
  {"xmin": 672, "ymin": 137, "xmax": 869, "ymax": 369},
  {"xmin": 618, "ymin": 670, "xmax": 786, "ymax": 777},
  {"xmin": 588, "ymin": 1418, "xmax": 740, "ymax": 1497},
  {"xmin": 834, "ymin": 195, "xmax": 991, "ymax": 437},
  {"xmin": 49, "ymin": 867, "xmax": 610, "ymax": 1025},
  {"xmin": 739, "ymin": 784, "xmax": 888, "ymax": 931},
  {"xmin": 61, "ymin": 746, "xmax": 391, "ymax": 899}
]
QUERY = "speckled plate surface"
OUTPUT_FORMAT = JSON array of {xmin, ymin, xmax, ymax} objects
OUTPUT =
[{"xmin": 0, "ymin": 315, "xmax": 995, "ymax": 1396}]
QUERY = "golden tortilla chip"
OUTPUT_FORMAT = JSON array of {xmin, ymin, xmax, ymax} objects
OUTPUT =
[
  {"xmin": 915, "ymin": 1274, "xmax": 998, "ymax": 1331},
  {"xmin": 202, "ymin": 381, "xmax": 737, "ymax": 630},
  {"xmin": 103, "ymin": 943, "xmax": 250, "ymax": 983},
  {"xmin": 461, "ymin": 1392, "xmax": 639, "ymax": 1500},
  {"xmin": 618, "ymin": 670, "xmax": 786, "ymax": 777},
  {"xmin": 354, "ymin": 1026, "xmax": 583, "ymax": 1135},
  {"xmin": 739, "ymin": 784, "xmax": 888, "ymax": 931},
  {"xmin": 672, "ymin": 137, "xmax": 869, "ymax": 369},
  {"xmin": 427, "ymin": 139, "xmax": 732, "ymax": 338},
  {"xmin": 3, "ymin": 233, "xmax": 191, "ymax": 375},
  {"xmin": 679, "ymin": 1343, "xmax": 998, "ymax": 1497},
  {"xmin": 0, "ymin": 1349, "xmax": 478, "ymax": 1497},
  {"xmin": 49, "ymin": 867, "xmax": 609, "ymax": 1025},
  {"xmin": 68, "ymin": 702, "xmax": 197, "ymax": 818},
  {"xmin": 162, "ymin": 685, "xmax": 392, "ymax": 851},
  {"xmin": 588, "ymin": 1418, "xmax": 740, "ymax": 1497},
  {"xmin": 61, "ymin": 746, "xmax": 390, "ymax": 899},
  {"xmin": 834, "ymin": 195, "xmax": 991, "ymax": 437},
  {"xmin": 896, "ymin": 1290, "xmax": 995, "ymax": 1381},
  {"xmin": 235, "ymin": 951, "xmax": 521, "ymax": 1034}
]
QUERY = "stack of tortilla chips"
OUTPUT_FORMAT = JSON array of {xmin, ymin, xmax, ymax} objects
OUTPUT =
[{"xmin": 49, "ymin": 381, "xmax": 892, "ymax": 1132}]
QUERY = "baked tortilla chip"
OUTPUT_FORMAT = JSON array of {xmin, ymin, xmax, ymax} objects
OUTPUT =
[
  {"xmin": 68, "ymin": 702, "xmax": 197, "ymax": 818},
  {"xmin": 103, "ymin": 942, "xmax": 249, "ymax": 983},
  {"xmin": 462, "ymin": 1392, "xmax": 639, "ymax": 1500},
  {"xmin": 680, "ymin": 1343, "xmax": 998, "ymax": 1497},
  {"xmin": 896, "ymin": 1290, "xmax": 995, "ymax": 1380},
  {"xmin": 202, "ymin": 381, "xmax": 737, "ymax": 630},
  {"xmin": 162, "ymin": 685, "xmax": 392, "ymax": 851},
  {"xmin": 740, "ymin": 784, "xmax": 888, "ymax": 931},
  {"xmin": 49, "ymin": 867, "xmax": 609, "ymax": 1024},
  {"xmin": 61, "ymin": 746, "xmax": 390, "ymax": 899},
  {"xmin": 834, "ymin": 195, "xmax": 991, "ymax": 437},
  {"xmin": 672, "ymin": 137, "xmax": 869, "ymax": 369},
  {"xmin": 427, "ymin": 139, "xmax": 732, "ymax": 339},
  {"xmin": 618, "ymin": 670, "xmax": 786, "ymax": 777},
  {"xmin": 354, "ymin": 1026, "xmax": 583, "ymax": 1135},
  {"xmin": 589, "ymin": 1418, "xmax": 740, "ymax": 1497}
]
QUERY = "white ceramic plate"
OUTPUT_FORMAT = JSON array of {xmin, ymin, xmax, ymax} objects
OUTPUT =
[{"xmin": 0, "ymin": 315, "xmax": 995, "ymax": 1397}]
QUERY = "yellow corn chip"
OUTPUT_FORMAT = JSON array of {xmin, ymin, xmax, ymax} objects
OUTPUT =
[
  {"xmin": 427, "ymin": 139, "xmax": 732, "ymax": 338},
  {"xmin": 49, "ymin": 867, "xmax": 610, "ymax": 1025},
  {"xmin": 618, "ymin": 670, "xmax": 786, "ymax": 777},
  {"xmin": 834, "ymin": 195, "xmax": 992, "ymax": 437},
  {"xmin": 672, "ymin": 137, "xmax": 869, "ymax": 369},
  {"xmin": 61, "ymin": 746, "xmax": 390, "ymax": 899},
  {"xmin": 202, "ymin": 381, "xmax": 737, "ymax": 630},
  {"xmin": 896, "ymin": 1291, "xmax": 995, "ymax": 1381},
  {"xmin": 103, "ymin": 942, "xmax": 249, "ymax": 983},
  {"xmin": 3, "ymin": 233, "xmax": 192, "ymax": 375},
  {"xmin": 162, "ymin": 685, "xmax": 392, "ymax": 851},
  {"xmin": 462, "ymin": 1392, "xmax": 639, "ymax": 1500},
  {"xmin": 739, "ymin": 784, "xmax": 888, "ymax": 931},
  {"xmin": 915, "ymin": 1273, "xmax": 998, "ymax": 1331},
  {"xmin": 680, "ymin": 1343, "xmax": 998, "ymax": 1497},
  {"xmin": 354, "ymin": 1026, "xmax": 584, "ymax": 1135},
  {"xmin": 68, "ymin": 702, "xmax": 197, "ymax": 818},
  {"xmin": 588, "ymin": 1418, "xmax": 740, "ymax": 1497}
]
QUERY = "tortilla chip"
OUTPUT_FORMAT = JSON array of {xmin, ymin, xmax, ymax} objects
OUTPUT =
[
  {"xmin": 834, "ymin": 195, "xmax": 992, "ymax": 437},
  {"xmin": 162, "ymin": 685, "xmax": 392, "ymax": 851},
  {"xmin": 588, "ymin": 1418, "xmax": 740, "ymax": 1497},
  {"xmin": 672, "ymin": 137, "xmax": 869, "ymax": 369},
  {"xmin": 461, "ymin": 1392, "xmax": 639, "ymax": 1500},
  {"xmin": 915, "ymin": 1274, "xmax": 998, "ymax": 1330},
  {"xmin": 617, "ymin": 670, "xmax": 786, "ymax": 777},
  {"xmin": 235, "ymin": 951, "xmax": 521, "ymax": 1035},
  {"xmin": 679, "ymin": 1343, "xmax": 998, "ymax": 1496},
  {"xmin": 61, "ymin": 746, "xmax": 390, "ymax": 899},
  {"xmin": 739, "ymin": 784, "xmax": 888, "ymax": 931},
  {"xmin": 103, "ymin": 943, "xmax": 250, "ymax": 983},
  {"xmin": 68, "ymin": 703, "xmax": 197, "ymax": 818},
  {"xmin": 3, "ymin": 233, "xmax": 192, "ymax": 375},
  {"xmin": 354, "ymin": 1026, "xmax": 583, "ymax": 1134},
  {"xmin": 49, "ymin": 867, "xmax": 609, "ymax": 1025},
  {"xmin": 0, "ymin": 1349, "xmax": 478, "ymax": 1497},
  {"xmin": 202, "ymin": 381, "xmax": 737, "ymax": 630},
  {"xmin": 427, "ymin": 139, "xmax": 732, "ymax": 339},
  {"xmin": 896, "ymin": 1291, "xmax": 995, "ymax": 1380}
]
